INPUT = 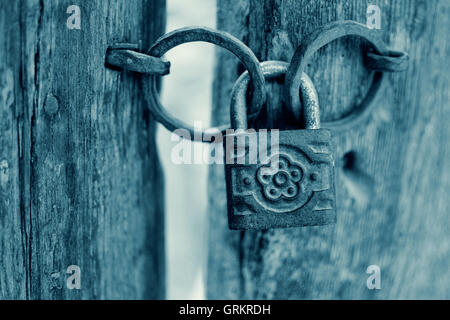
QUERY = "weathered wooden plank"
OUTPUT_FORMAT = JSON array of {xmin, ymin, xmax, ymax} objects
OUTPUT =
[
  {"xmin": 0, "ymin": 0, "xmax": 166, "ymax": 299},
  {"xmin": 208, "ymin": 0, "xmax": 450, "ymax": 299},
  {"xmin": 0, "ymin": 1, "xmax": 26, "ymax": 299}
]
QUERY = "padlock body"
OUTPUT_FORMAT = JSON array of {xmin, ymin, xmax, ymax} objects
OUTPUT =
[{"xmin": 223, "ymin": 129, "xmax": 336, "ymax": 230}]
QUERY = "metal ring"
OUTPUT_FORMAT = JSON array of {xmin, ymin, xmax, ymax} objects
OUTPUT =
[
  {"xmin": 144, "ymin": 26, "xmax": 265, "ymax": 142},
  {"xmin": 285, "ymin": 20, "xmax": 388, "ymax": 131},
  {"xmin": 231, "ymin": 60, "xmax": 318, "ymax": 130}
]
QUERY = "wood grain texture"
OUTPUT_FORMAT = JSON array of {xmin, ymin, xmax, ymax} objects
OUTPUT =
[
  {"xmin": 0, "ymin": 0, "xmax": 166, "ymax": 299},
  {"xmin": 208, "ymin": 0, "xmax": 450, "ymax": 299}
]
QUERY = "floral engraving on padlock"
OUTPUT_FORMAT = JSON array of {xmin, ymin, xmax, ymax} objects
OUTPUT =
[
  {"xmin": 227, "ymin": 130, "xmax": 335, "ymax": 226},
  {"xmin": 255, "ymin": 144, "xmax": 332, "ymax": 212},
  {"xmin": 224, "ymin": 61, "xmax": 336, "ymax": 230},
  {"xmin": 257, "ymin": 153, "xmax": 302, "ymax": 201}
]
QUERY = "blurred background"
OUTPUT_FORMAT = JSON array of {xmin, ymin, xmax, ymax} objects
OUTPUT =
[{"xmin": 159, "ymin": 0, "xmax": 216, "ymax": 299}]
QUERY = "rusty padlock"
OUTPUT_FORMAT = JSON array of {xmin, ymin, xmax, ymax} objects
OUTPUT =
[{"xmin": 223, "ymin": 61, "xmax": 336, "ymax": 230}]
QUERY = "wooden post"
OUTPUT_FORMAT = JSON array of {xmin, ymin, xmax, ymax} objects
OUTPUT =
[
  {"xmin": 208, "ymin": 0, "xmax": 450, "ymax": 299},
  {"xmin": 0, "ymin": 0, "xmax": 165, "ymax": 299}
]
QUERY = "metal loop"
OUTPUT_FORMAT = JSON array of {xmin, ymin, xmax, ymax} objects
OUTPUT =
[
  {"xmin": 286, "ymin": 20, "xmax": 389, "ymax": 131},
  {"xmin": 143, "ymin": 26, "xmax": 265, "ymax": 142},
  {"xmin": 105, "ymin": 48, "xmax": 171, "ymax": 75},
  {"xmin": 231, "ymin": 60, "xmax": 319, "ymax": 130},
  {"xmin": 365, "ymin": 50, "xmax": 409, "ymax": 72}
]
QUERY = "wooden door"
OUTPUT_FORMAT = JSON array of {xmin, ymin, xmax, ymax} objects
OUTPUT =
[
  {"xmin": 0, "ymin": 0, "xmax": 165, "ymax": 299},
  {"xmin": 208, "ymin": 0, "xmax": 450, "ymax": 299}
]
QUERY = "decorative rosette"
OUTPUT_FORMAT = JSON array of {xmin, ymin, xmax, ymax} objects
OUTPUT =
[{"xmin": 256, "ymin": 155, "xmax": 303, "ymax": 201}]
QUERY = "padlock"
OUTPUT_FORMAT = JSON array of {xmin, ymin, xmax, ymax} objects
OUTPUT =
[{"xmin": 223, "ymin": 61, "xmax": 336, "ymax": 230}]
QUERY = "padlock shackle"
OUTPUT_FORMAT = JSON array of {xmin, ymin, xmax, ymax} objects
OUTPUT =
[
  {"xmin": 300, "ymin": 74, "xmax": 320, "ymax": 129},
  {"xmin": 230, "ymin": 61, "xmax": 320, "ymax": 130}
]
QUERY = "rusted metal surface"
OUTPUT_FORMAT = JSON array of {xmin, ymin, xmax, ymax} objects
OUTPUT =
[
  {"xmin": 224, "ymin": 61, "xmax": 336, "ymax": 229},
  {"xmin": 286, "ymin": 20, "xmax": 389, "ymax": 131},
  {"xmin": 105, "ymin": 47, "xmax": 170, "ymax": 75},
  {"xmin": 365, "ymin": 50, "xmax": 409, "ymax": 72},
  {"xmin": 136, "ymin": 23, "xmax": 408, "ymax": 139},
  {"xmin": 143, "ymin": 26, "xmax": 266, "ymax": 142},
  {"xmin": 230, "ymin": 61, "xmax": 321, "ymax": 130}
]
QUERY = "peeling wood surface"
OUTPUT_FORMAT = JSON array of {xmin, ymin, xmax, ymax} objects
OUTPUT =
[
  {"xmin": 0, "ymin": 0, "xmax": 165, "ymax": 299},
  {"xmin": 208, "ymin": 0, "xmax": 450, "ymax": 299}
]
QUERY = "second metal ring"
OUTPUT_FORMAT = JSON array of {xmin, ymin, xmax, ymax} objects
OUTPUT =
[{"xmin": 286, "ymin": 20, "xmax": 388, "ymax": 131}]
